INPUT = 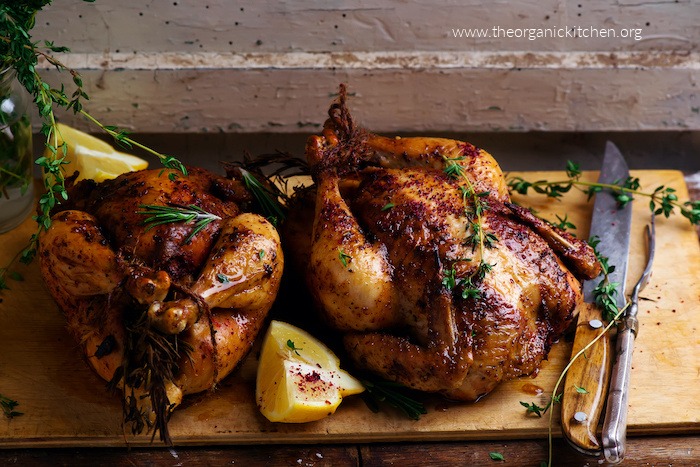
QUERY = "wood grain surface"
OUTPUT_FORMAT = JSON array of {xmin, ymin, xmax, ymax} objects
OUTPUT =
[
  {"xmin": 0, "ymin": 170, "xmax": 698, "ymax": 450},
  {"xmin": 0, "ymin": 436, "xmax": 699, "ymax": 467},
  {"xmin": 25, "ymin": 1, "xmax": 700, "ymax": 133}
]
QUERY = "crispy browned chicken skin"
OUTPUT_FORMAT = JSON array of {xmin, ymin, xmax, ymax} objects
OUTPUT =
[
  {"xmin": 298, "ymin": 88, "xmax": 600, "ymax": 400},
  {"xmin": 39, "ymin": 166, "xmax": 283, "ymax": 439}
]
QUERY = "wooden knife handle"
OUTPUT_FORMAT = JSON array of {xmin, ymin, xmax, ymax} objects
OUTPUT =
[{"xmin": 561, "ymin": 302, "xmax": 613, "ymax": 454}]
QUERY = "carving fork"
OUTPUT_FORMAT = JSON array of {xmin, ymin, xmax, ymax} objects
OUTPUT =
[{"xmin": 601, "ymin": 215, "xmax": 656, "ymax": 463}]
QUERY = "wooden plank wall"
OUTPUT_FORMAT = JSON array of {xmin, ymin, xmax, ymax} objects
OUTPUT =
[{"xmin": 31, "ymin": 0, "xmax": 700, "ymax": 134}]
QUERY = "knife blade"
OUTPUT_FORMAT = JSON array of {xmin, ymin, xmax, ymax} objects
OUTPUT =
[{"xmin": 561, "ymin": 141, "xmax": 633, "ymax": 454}]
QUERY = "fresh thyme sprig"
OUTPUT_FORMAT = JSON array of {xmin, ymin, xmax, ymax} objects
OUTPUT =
[
  {"xmin": 76, "ymin": 112, "xmax": 187, "ymax": 179},
  {"xmin": 519, "ymin": 397, "xmax": 560, "ymax": 418},
  {"xmin": 553, "ymin": 213, "xmax": 576, "ymax": 232},
  {"xmin": 0, "ymin": 1, "xmax": 187, "ymax": 268},
  {"xmin": 0, "ymin": 247, "xmax": 27, "ymax": 293},
  {"xmin": 507, "ymin": 161, "xmax": 700, "ymax": 226},
  {"xmin": 441, "ymin": 259, "xmax": 481, "ymax": 300},
  {"xmin": 1, "ymin": 393, "xmax": 22, "ymax": 419},
  {"xmin": 507, "ymin": 159, "xmax": 697, "ymax": 324},
  {"xmin": 0, "ymin": 244, "xmax": 25, "ymax": 290},
  {"xmin": 361, "ymin": 379, "xmax": 427, "ymax": 420},
  {"xmin": 137, "ymin": 204, "xmax": 221, "ymax": 244},
  {"xmin": 442, "ymin": 156, "xmax": 499, "ymax": 299},
  {"xmin": 587, "ymin": 236, "xmax": 621, "ymax": 322},
  {"xmin": 0, "ymin": 268, "xmax": 22, "ymax": 290}
]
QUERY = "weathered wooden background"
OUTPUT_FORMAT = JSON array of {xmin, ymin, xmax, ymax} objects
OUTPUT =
[{"xmin": 31, "ymin": 0, "xmax": 700, "ymax": 135}]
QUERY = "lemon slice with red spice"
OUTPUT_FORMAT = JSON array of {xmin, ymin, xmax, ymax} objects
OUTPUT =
[{"xmin": 256, "ymin": 320, "xmax": 364, "ymax": 423}]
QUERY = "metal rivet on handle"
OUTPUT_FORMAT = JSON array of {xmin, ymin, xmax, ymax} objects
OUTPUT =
[{"xmin": 574, "ymin": 411, "xmax": 588, "ymax": 423}]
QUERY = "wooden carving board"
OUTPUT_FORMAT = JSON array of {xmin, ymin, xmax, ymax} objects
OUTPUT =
[{"xmin": 0, "ymin": 170, "xmax": 698, "ymax": 448}]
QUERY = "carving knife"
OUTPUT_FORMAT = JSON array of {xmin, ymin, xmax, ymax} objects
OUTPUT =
[{"xmin": 561, "ymin": 142, "xmax": 633, "ymax": 454}]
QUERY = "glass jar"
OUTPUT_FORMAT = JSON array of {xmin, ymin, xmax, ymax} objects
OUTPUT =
[{"xmin": 0, "ymin": 65, "xmax": 34, "ymax": 233}]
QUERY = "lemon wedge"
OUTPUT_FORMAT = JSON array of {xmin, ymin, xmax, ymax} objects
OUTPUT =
[
  {"xmin": 256, "ymin": 320, "xmax": 364, "ymax": 423},
  {"xmin": 45, "ymin": 123, "xmax": 148, "ymax": 183}
]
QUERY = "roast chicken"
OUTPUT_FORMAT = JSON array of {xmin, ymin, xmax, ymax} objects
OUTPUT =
[
  {"xmin": 38, "ymin": 166, "xmax": 283, "ymax": 441},
  {"xmin": 292, "ymin": 88, "xmax": 601, "ymax": 400}
]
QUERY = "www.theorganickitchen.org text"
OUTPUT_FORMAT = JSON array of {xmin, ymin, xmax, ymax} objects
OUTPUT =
[{"xmin": 451, "ymin": 26, "xmax": 643, "ymax": 41}]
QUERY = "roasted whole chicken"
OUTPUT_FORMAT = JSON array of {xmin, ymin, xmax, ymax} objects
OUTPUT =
[
  {"xmin": 38, "ymin": 166, "xmax": 283, "ymax": 440},
  {"xmin": 292, "ymin": 88, "xmax": 601, "ymax": 400}
]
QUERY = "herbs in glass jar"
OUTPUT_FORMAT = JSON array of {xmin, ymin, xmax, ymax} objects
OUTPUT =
[
  {"xmin": 0, "ymin": 65, "xmax": 34, "ymax": 233},
  {"xmin": 0, "ymin": 1, "xmax": 185, "ymax": 254}
]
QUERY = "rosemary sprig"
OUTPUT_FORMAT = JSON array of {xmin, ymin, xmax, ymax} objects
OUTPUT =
[
  {"xmin": 108, "ymin": 305, "xmax": 192, "ymax": 444},
  {"xmin": 442, "ymin": 156, "xmax": 499, "ymax": 299},
  {"xmin": 507, "ymin": 161, "xmax": 700, "ymax": 226},
  {"xmin": 240, "ymin": 168, "xmax": 286, "ymax": 226},
  {"xmin": 137, "ymin": 204, "xmax": 221, "ymax": 244},
  {"xmin": 361, "ymin": 379, "xmax": 427, "ymax": 420},
  {"xmin": 1, "ymin": 393, "xmax": 22, "ymax": 419}
]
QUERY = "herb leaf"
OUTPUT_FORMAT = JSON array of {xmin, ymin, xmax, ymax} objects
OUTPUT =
[
  {"xmin": 240, "ymin": 168, "xmax": 286, "ymax": 226},
  {"xmin": 554, "ymin": 214, "xmax": 576, "ymax": 231},
  {"xmin": 7, "ymin": 270, "xmax": 23, "ymax": 281},
  {"xmin": 338, "ymin": 249, "xmax": 352, "ymax": 268},
  {"xmin": 286, "ymin": 339, "xmax": 302, "ymax": 356},
  {"xmin": 566, "ymin": 160, "xmax": 582, "ymax": 179},
  {"xmin": 520, "ymin": 400, "xmax": 546, "ymax": 417},
  {"xmin": 216, "ymin": 273, "xmax": 229, "ymax": 283},
  {"xmin": 361, "ymin": 379, "xmax": 427, "ymax": 420},
  {"xmin": 442, "ymin": 155, "xmax": 499, "ymax": 300},
  {"xmin": 519, "ymin": 390, "xmax": 563, "ymax": 419},
  {"xmin": 588, "ymin": 235, "xmax": 621, "ymax": 322},
  {"xmin": 489, "ymin": 452, "xmax": 505, "ymax": 461},
  {"xmin": 507, "ymin": 161, "xmax": 699, "ymax": 226},
  {"xmin": 137, "ymin": 204, "xmax": 221, "ymax": 244},
  {"xmin": 0, "ymin": 393, "xmax": 22, "ymax": 419}
]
